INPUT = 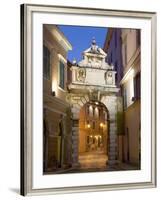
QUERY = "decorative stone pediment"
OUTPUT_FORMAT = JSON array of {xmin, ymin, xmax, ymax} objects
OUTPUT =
[
  {"xmin": 77, "ymin": 38, "xmax": 109, "ymax": 69},
  {"xmin": 69, "ymin": 38, "xmax": 117, "ymax": 88}
]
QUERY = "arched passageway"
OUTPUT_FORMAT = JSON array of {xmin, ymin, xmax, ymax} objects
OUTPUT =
[{"xmin": 78, "ymin": 100, "xmax": 109, "ymax": 169}]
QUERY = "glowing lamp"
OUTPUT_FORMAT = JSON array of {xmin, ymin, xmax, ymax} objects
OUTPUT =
[{"xmin": 100, "ymin": 123, "xmax": 103, "ymax": 127}]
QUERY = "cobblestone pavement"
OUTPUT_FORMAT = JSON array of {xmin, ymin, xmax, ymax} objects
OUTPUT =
[
  {"xmin": 79, "ymin": 150, "xmax": 108, "ymax": 169},
  {"xmin": 46, "ymin": 151, "xmax": 140, "ymax": 174},
  {"xmin": 65, "ymin": 151, "xmax": 140, "ymax": 173}
]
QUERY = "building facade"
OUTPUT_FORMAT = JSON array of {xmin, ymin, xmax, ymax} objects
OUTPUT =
[
  {"xmin": 121, "ymin": 29, "xmax": 141, "ymax": 165},
  {"xmin": 104, "ymin": 28, "xmax": 141, "ymax": 166},
  {"xmin": 43, "ymin": 25, "xmax": 73, "ymax": 172},
  {"xmin": 43, "ymin": 25, "xmax": 140, "ymax": 172}
]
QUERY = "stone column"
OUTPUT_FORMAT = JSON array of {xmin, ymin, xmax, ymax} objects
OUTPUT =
[
  {"xmin": 108, "ymin": 120, "xmax": 117, "ymax": 165},
  {"xmin": 71, "ymin": 106, "xmax": 80, "ymax": 167},
  {"xmin": 71, "ymin": 121, "xmax": 79, "ymax": 167},
  {"xmin": 103, "ymin": 96, "xmax": 118, "ymax": 165}
]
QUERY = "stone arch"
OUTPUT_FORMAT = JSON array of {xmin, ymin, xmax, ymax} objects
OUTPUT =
[
  {"xmin": 78, "ymin": 101, "xmax": 109, "ymax": 157},
  {"xmin": 70, "ymin": 94, "xmax": 118, "ymax": 167}
]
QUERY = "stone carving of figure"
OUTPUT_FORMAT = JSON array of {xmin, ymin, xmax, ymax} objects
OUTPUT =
[
  {"xmin": 77, "ymin": 68, "xmax": 86, "ymax": 82},
  {"xmin": 90, "ymin": 37, "xmax": 100, "ymax": 54},
  {"xmin": 105, "ymin": 71, "xmax": 113, "ymax": 85}
]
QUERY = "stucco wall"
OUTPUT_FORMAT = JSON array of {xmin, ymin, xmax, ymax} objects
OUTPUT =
[
  {"xmin": 43, "ymin": 25, "xmax": 68, "ymax": 101},
  {"xmin": 124, "ymin": 100, "xmax": 140, "ymax": 165}
]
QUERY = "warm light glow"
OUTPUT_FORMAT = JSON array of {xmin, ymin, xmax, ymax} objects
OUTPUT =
[
  {"xmin": 52, "ymin": 79, "xmax": 57, "ymax": 94},
  {"xmin": 89, "ymin": 105, "xmax": 93, "ymax": 117},
  {"xmin": 100, "ymin": 123, "xmax": 104, "ymax": 127},
  {"xmin": 89, "ymin": 105, "xmax": 92, "ymax": 109},
  {"xmin": 95, "ymin": 107, "xmax": 99, "ymax": 117},
  {"xmin": 87, "ymin": 124, "xmax": 91, "ymax": 128},
  {"xmin": 121, "ymin": 68, "xmax": 135, "ymax": 84},
  {"xmin": 95, "ymin": 102, "xmax": 99, "ymax": 105},
  {"xmin": 129, "ymin": 78, "xmax": 134, "ymax": 102},
  {"xmin": 58, "ymin": 54, "xmax": 67, "ymax": 63}
]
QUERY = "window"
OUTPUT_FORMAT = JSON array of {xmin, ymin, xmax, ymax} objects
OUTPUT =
[
  {"xmin": 43, "ymin": 45, "xmax": 51, "ymax": 79},
  {"xmin": 86, "ymin": 105, "xmax": 89, "ymax": 115},
  {"xmin": 95, "ymin": 107, "xmax": 99, "ymax": 118},
  {"xmin": 123, "ymin": 88, "xmax": 127, "ymax": 109},
  {"xmin": 134, "ymin": 72, "xmax": 141, "ymax": 100},
  {"xmin": 93, "ymin": 107, "xmax": 95, "ymax": 117},
  {"xmin": 136, "ymin": 30, "xmax": 140, "ymax": 48},
  {"xmin": 92, "ymin": 121, "xmax": 95, "ymax": 129},
  {"xmin": 59, "ymin": 61, "xmax": 65, "ymax": 89},
  {"xmin": 115, "ymin": 73, "xmax": 118, "ymax": 84},
  {"xmin": 89, "ymin": 105, "xmax": 93, "ymax": 117}
]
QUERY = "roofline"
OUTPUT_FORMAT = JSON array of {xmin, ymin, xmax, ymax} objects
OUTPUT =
[
  {"xmin": 103, "ymin": 28, "xmax": 113, "ymax": 51},
  {"xmin": 44, "ymin": 24, "xmax": 72, "ymax": 51}
]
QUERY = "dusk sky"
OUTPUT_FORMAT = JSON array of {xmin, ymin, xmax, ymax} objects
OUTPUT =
[{"xmin": 58, "ymin": 25, "xmax": 108, "ymax": 63}]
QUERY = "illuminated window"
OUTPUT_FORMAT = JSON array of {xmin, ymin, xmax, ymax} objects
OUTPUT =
[
  {"xmin": 92, "ymin": 121, "xmax": 95, "ymax": 129},
  {"xmin": 43, "ymin": 45, "xmax": 51, "ymax": 79},
  {"xmin": 89, "ymin": 105, "xmax": 93, "ymax": 117},
  {"xmin": 59, "ymin": 61, "xmax": 65, "ymax": 89},
  {"xmin": 95, "ymin": 107, "xmax": 99, "ymax": 118}
]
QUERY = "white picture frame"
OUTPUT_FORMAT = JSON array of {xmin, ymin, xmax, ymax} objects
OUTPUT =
[{"xmin": 20, "ymin": 4, "xmax": 156, "ymax": 196}]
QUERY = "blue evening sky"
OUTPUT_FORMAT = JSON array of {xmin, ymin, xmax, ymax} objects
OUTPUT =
[{"xmin": 58, "ymin": 25, "xmax": 108, "ymax": 63}]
